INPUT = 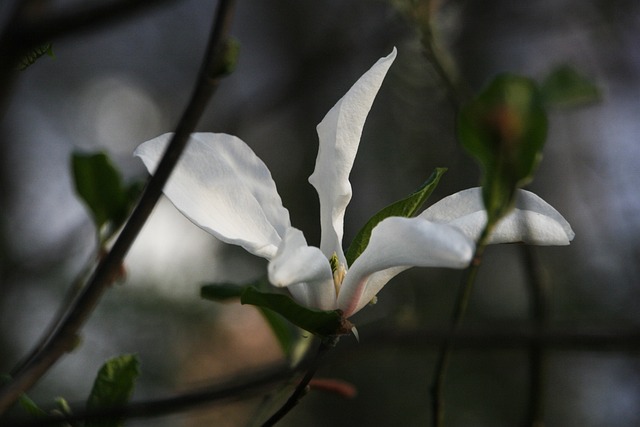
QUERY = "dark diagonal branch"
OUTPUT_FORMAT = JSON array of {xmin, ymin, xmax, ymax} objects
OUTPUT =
[
  {"xmin": 261, "ymin": 340, "xmax": 335, "ymax": 427},
  {"xmin": 0, "ymin": 0, "xmax": 237, "ymax": 414}
]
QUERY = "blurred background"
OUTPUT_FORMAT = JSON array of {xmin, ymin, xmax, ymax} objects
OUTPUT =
[{"xmin": 1, "ymin": 0, "xmax": 639, "ymax": 425}]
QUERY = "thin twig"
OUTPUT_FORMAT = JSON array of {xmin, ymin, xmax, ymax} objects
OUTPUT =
[
  {"xmin": 521, "ymin": 245, "xmax": 548, "ymax": 427},
  {"xmin": 0, "ymin": 0, "xmax": 237, "ymax": 414},
  {"xmin": 431, "ymin": 226, "xmax": 491, "ymax": 427},
  {"xmin": 261, "ymin": 340, "xmax": 335, "ymax": 427}
]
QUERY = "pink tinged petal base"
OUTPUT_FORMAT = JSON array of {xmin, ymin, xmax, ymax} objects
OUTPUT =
[
  {"xmin": 309, "ymin": 48, "xmax": 397, "ymax": 264},
  {"xmin": 134, "ymin": 133, "xmax": 291, "ymax": 259},
  {"xmin": 268, "ymin": 228, "xmax": 336, "ymax": 311},
  {"xmin": 420, "ymin": 187, "xmax": 575, "ymax": 245},
  {"xmin": 337, "ymin": 217, "xmax": 474, "ymax": 317}
]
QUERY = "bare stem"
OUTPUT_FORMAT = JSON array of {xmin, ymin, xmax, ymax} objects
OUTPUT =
[
  {"xmin": 0, "ymin": 0, "xmax": 237, "ymax": 414},
  {"xmin": 521, "ymin": 245, "xmax": 549, "ymax": 427},
  {"xmin": 261, "ymin": 339, "xmax": 335, "ymax": 427},
  {"xmin": 431, "ymin": 225, "xmax": 492, "ymax": 427}
]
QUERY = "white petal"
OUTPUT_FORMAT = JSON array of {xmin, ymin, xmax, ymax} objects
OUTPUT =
[
  {"xmin": 268, "ymin": 228, "xmax": 336, "ymax": 310},
  {"xmin": 309, "ymin": 48, "xmax": 397, "ymax": 263},
  {"xmin": 134, "ymin": 133, "xmax": 291, "ymax": 259},
  {"xmin": 337, "ymin": 217, "xmax": 474, "ymax": 317},
  {"xmin": 420, "ymin": 187, "xmax": 575, "ymax": 245}
]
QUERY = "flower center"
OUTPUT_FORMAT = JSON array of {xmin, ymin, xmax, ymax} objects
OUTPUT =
[{"xmin": 329, "ymin": 253, "xmax": 347, "ymax": 295}]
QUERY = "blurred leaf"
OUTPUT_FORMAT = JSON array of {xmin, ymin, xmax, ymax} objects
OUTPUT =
[
  {"xmin": 345, "ymin": 168, "xmax": 447, "ymax": 266},
  {"xmin": 201, "ymin": 282, "xmax": 246, "ymax": 301},
  {"xmin": 54, "ymin": 396, "xmax": 73, "ymax": 416},
  {"xmin": 86, "ymin": 354, "xmax": 140, "ymax": 427},
  {"xmin": 458, "ymin": 74, "xmax": 547, "ymax": 224},
  {"xmin": 212, "ymin": 37, "xmax": 240, "ymax": 77},
  {"xmin": 241, "ymin": 287, "xmax": 349, "ymax": 337},
  {"xmin": 19, "ymin": 393, "xmax": 47, "ymax": 418},
  {"xmin": 541, "ymin": 65, "xmax": 601, "ymax": 107},
  {"xmin": 72, "ymin": 152, "xmax": 140, "ymax": 243}
]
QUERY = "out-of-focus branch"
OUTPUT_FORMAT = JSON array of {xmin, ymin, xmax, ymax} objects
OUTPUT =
[
  {"xmin": 6, "ymin": 362, "xmax": 293, "ymax": 427},
  {"xmin": 0, "ymin": 0, "xmax": 177, "ymax": 111},
  {"xmin": 6, "ymin": 323, "xmax": 639, "ymax": 427},
  {"xmin": 0, "ymin": 0, "xmax": 237, "ymax": 414},
  {"xmin": 431, "ymin": 228, "xmax": 491, "ymax": 427},
  {"xmin": 359, "ymin": 325, "xmax": 640, "ymax": 352},
  {"xmin": 522, "ymin": 245, "xmax": 549, "ymax": 427}
]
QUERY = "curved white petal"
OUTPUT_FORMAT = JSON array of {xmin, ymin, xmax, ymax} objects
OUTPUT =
[
  {"xmin": 268, "ymin": 228, "xmax": 336, "ymax": 310},
  {"xmin": 309, "ymin": 48, "xmax": 397, "ymax": 263},
  {"xmin": 420, "ymin": 187, "xmax": 575, "ymax": 245},
  {"xmin": 337, "ymin": 217, "xmax": 474, "ymax": 317},
  {"xmin": 135, "ymin": 133, "xmax": 291, "ymax": 259}
]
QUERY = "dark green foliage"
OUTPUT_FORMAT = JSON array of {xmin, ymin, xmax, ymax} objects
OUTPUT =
[
  {"xmin": 541, "ymin": 65, "xmax": 601, "ymax": 108},
  {"xmin": 458, "ymin": 74, "xmax": 547, "ymax": 224},
  {"xmin": 72, "ymin": 152, "xmax": 142, "ymax": 244},
  {"xmin": 345, "ymin": 168, "xmax": 447, "ymax": 266},
  {"xmin": 86, "ymin": 354, "xmax": 140, "ymax": 427}
]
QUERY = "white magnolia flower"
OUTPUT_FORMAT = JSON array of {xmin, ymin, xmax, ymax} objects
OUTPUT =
[{"xmin": 135, "ymin": 48, "xmax": 574, "ymax": 318}]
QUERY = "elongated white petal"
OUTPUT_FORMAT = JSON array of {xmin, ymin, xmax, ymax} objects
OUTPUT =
[
  {"xmin": 268, "ymin": 228, "xmax": 336, "ymax": 310},
  {"xmin": 135, "ymin": 133, "xmax": 291, "ymax": 259},
  {"xmin": 337, "ymin": 217, "xmax": 474, "ymax": 317},
  {"xmin": 420, "ymin": 187, "xmax": 575, "ymax": 245},
  {"xmin": 309, "ymin": 48, "xmax": 397, "ymax": 263}
]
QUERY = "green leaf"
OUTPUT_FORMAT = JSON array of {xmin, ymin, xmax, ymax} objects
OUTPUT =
[
  {"xmin": 241, "ymin": 287, "xmax": 349, "ymax": 337},
  {"xmin": 345, "ymin": 167, "xmax": 447, "ymax": 266},
  {"xmin": 72, "ymin": 152, "xmax": 140, "ymax": 243},
  {"xmin": 86, "ymin": 354, "xmax": 140, "ymax": 427},
  {"xmin": 54, "ymin": 396, "xmax": 73, "ymax": 416},
  {"xmin": 19, "ymin": 393, "xmax": 47, "ymax": 418},
  {"xmin": 540, "ymin": 65, "xmax": 601, "ymax": 108},
  {"xmin": 458, "ymin": 74, "xmax": 547, "ymax": 224},
  {"xmin": 72, "ymin": 152, "xmax": 127, "ymax": 229},
  {"xmin": 201, "ymin": 282, "xmax": 246, "ymax": 301}
]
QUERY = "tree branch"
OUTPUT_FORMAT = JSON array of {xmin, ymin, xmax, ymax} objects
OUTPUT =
[
  {"xmin": 6, "ymin": 362, "xmax": 293, "ymax": 427},
  {"xmin": 0, "ymin": 0, "xmax": 237, "ymax": 414}
]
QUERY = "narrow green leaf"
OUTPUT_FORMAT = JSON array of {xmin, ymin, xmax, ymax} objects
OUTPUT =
[
  {"xmin": 345, "ymin": 168, "xmax": 447, "ymax": 266},
  {"xmin": 201, "ymin": 283, "xmax": 246, "ymax": 301},
  {"xmin": 540, "ymin": 65, "xmax": 601, "ymax": 108},
  {"xmin": 241, "ymin": 287, "xmax": 348, "ymax": 337},
  {"xmin": 72, "ymin": 152, "xmax": 128, "ymax": 233},
  {"xmin": 86, "ymin": 354, "xmax": 140, "ymax": 427},
  {"xmin": 458, "ymin": 74, "xmax": 547, "ymax": 223},
  {"xmin": 201, "ymin": 277, "xmax": 273, "ymax": 302}
]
